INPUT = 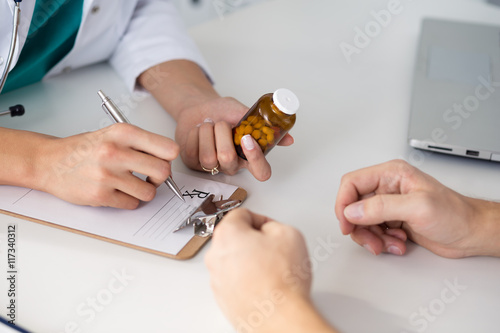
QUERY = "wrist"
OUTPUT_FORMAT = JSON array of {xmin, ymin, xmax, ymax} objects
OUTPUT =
[
  {"xmin": 138, "ymin": 60, "xmax": 219, "ymax": 121},
  {"xmin": 469, "ymin": 199, "xmax": 500, "ymax": 257},
  {"xmin": 28, "ymin": 134, "xmax": 58, "ymax": 193},
  {"xmin": 251, "ymin": 293, "xmax": 336, "ymax": 333}
]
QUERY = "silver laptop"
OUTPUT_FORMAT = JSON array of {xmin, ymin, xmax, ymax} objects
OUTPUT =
[{"xmin": 408, "ymin": 18, "xmax": 500, "ymax": 161}]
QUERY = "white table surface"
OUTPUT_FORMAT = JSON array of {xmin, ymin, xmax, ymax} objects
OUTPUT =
[{"xmin": 1, "ymin": 0, "xmax": 499, "ymax": 332}]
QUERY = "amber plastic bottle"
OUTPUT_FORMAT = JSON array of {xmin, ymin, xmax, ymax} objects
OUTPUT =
[{"xmin": 233, "ymin": 88, "xmax": 299, "ymax": 160}]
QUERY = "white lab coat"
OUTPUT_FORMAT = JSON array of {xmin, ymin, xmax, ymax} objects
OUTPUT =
[{"xmin": 0, "ymin": 0, "xmax": 210, "ymax": 92}]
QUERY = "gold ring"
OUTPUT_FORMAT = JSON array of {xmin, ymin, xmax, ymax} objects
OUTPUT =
[{"xmin": 201, "ymin": 163, "xmax": 220, "ymax": 175}]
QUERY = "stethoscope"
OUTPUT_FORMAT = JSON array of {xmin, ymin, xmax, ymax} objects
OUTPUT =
[{"xmin": 0, "ymin": 0, "xmax": 25, "ymax": 117}]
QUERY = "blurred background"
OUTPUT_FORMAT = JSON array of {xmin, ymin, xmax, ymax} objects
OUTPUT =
[
  {"xmin": 172, "ymin": 0, "xmax": 499, "ymax": 27},
  {"xmin": 172, "ymin": 0, "xmax": 268, "ymax": 27}
]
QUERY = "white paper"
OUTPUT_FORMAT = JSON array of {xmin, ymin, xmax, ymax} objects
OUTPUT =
[{"xmin": 0, "ymin": 173, "xmax": 239, "ymax": 256}]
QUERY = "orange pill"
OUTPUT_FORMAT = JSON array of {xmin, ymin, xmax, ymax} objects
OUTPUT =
[
  {"xmin": 266, "ymin": 132, "xmax": 274, "ymax": 143},
  {"xmin": 251, "ymin": 130, "xmax": 261, "ymax": 140},
  {"xmin": 262, "ymin": 126, "xmax": 273, "ymax": 135},
  {"xmin": 234, "ymin": 133, "xmax": 242, "ymax": 146},
  {"xmin": 244, "ymin": 125, "xmax": 253, "ymax": 135}
]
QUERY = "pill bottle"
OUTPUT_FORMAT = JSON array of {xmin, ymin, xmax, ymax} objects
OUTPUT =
[{"xmin": 233, "ymin": 88, "xmax": 299, "ymax": 160}]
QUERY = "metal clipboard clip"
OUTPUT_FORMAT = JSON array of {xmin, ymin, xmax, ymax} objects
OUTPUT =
[{"xmin": 174, "ymin": 194, "xmax": 242, "ymax": 237}]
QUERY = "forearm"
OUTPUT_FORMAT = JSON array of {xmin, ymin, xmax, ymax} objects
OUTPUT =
[
  {"xmin": 0, "ymin": 128, "xmax": 53, "ymax": 189},
  {"xmin": 138, "ymin": 60, "xmax": 219, "ymax": 121},
  {"xmin": 252, "ymin": 294, "xmax": 337, "ymax": 333}
]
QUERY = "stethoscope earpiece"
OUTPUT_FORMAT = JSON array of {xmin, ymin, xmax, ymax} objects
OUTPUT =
[{"xmin": 0, "ymin": 104, "xmax": 24, "ymax": 117}]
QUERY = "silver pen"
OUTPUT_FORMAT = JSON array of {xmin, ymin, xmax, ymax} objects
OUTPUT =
[{"xmin": 97, "ymin": 90, "xmax": 185, "ymax": 202}]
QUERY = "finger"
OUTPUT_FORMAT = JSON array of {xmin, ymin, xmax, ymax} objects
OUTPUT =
[
  {"xmin": 260, "ymin": 220, "xmax": 299, "ymax": 239},
  {"xmin": 335, "ymin": 160, "xmax": 415, "ymax": 232},
  {"xmin": 198, "ymin": 122, "xmax": 219, "ymax": 169},
  {"xmin": 240, "ymin": 135, "xmax": 272, "ymax": 181},
  {"xmin": 260, "ymin": 222, "xmax": 306, "ymax": 252},
  {"xmin": 335, "ymin": 173, "xmax": 367, "ymax": 235},
  {"xmin": 338, "ymin": 215, "xmax": 356, "ymax": 236},
  {"xmin": 181, "ymin": 127, "xmax": 200, "ymax": 168},
  {"xmin": 113, "ymin": 171, "xmax": 158, "ymax": 202},
  {"xmin": 368, "ymin": 224, "xmax": 385, "ymax": 237},
  {"xmin": 104, "ymin": 190, "xmax": 141, "ymax": 210},
  {"xmin": 260, "ymin": 220, "xmax": 285, "ymax": 235},
  {"xmin": 368, "ymin": 226, "xmax": 406, "ymax": 255},
  {"xmin": 364, "ymin": 224, "xmax": 407, "ymax": 242},
  {"xmin": 217, "ymin": 208, "xmax": 271, "ymax": 232},
  {"xmin": 351, "ymin": 227, "xmax": 406, "ymax": 255},
  {"xmin": 386, "ymin": 227, "xmax": 408, "ymax": 242},
  {"xmin": 380, "ymin": 233, "xmax": 406, "ymax": 255},
  {"xmin": 205, "ymin": 206, "xmax": 251, "ymax": 270},
  {"xmin": 112, "ymin": 149, "xmax": 172, "ymax": 185},
  {"xmin": 276, "ymin": 133, "xmax": 294, "ymax": 146},
  {"xmin": 107, "ymin": 123, "xmax": 180, "ymax": 161},
  {"xmin": 343, "ymin": 193, "xmax": 420, "ymax": 226},
  {"xmin": 214, "ymin": 122, "xmax": 239, "ymax": 174},
  {"xmin": 339, "ymin": 159, "xmax": 416, "ymax": 198},
  {"xmin": 350, "ymin": 227, "xmax": 384, "ymax": 255},
  {"xmin": 146, "ymin": 173, "xmax": 168, "ymax": 188}
]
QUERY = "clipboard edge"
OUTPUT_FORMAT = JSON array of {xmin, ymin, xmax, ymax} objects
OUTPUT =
[
  {"xmin": 175, "ymin": 187, "xmax": 247, "ymax": 260},
  {"xmin": 0, "ymin": 187, "xmax": 247, "ymax": 260}
]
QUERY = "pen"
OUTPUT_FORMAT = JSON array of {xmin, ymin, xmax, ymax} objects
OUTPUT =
[{"xmin": 97, "ymin": 90, "xmax": 185, "ymax": 203}]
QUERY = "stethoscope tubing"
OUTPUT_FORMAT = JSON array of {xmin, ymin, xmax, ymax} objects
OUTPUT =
[{"xmin": 0, "ymin": 1, "xmax": 21, "ymax": 94}]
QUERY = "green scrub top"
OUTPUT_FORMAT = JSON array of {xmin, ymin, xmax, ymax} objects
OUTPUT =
[{"xmin": 2, "ymin": 0, "xmax": 84, "ymax": 94}]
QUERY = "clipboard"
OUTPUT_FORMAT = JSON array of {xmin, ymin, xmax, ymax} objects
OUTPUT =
[{"xmin": 0, "ymin": 173, "xmax": 246, "ymax": 260}]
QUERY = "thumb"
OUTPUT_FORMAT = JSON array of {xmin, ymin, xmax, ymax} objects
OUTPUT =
[{"xmin": 343, "ymin": 194, "xmax": 417, "ymax": 226}]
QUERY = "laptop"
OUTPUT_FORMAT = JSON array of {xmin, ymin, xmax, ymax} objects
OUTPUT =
[{"xmin": 408, "ymin": 18, "xmax": 500, "ymax": 161}]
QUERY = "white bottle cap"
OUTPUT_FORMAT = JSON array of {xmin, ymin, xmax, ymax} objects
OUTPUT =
[{"xmin": 272, "ymin": 88, "xmax": 299, "ymax": 115}]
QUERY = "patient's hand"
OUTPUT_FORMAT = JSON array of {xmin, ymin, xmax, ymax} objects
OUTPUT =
[{"xmin": 335, "ymin": 159, "xmax": 500, "ymax": 258}]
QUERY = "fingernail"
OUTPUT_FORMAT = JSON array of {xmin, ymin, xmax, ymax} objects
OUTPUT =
[
  {"xmin": 363, "ymin": 244, "xmax": 376, "ymax": 256},
  {"xmin": 344, "ymin": 202, "xmax": 364, "ymax": 220},
  {"xmin": 388, "ymin": 245, "xmax": 402, "ymax": 256},
  {"xmin": 241, "ymin": 135, "xmax": 255, "ymax": 150}
]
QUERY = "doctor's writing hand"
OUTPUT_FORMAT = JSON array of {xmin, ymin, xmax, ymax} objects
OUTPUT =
[
  {"xmin": 175, "ymin": 96, "xmax": 294, "ymax": 181},
  {"xmin": 335, "ymin": 159, "xmax": 500, "ymax": 258},
  {"xmin": 35, "ymin": 123, "xmax": 179, "ymax": 209},
  {"xmin": 205, "ymin": 208, "xmax": 336, "ymax": 333}
]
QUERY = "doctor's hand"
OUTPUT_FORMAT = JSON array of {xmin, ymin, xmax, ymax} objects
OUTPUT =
[
  {"xmin": 335, "ymin": 159, "xmax": 500, "ymax": 258},
  {"xmin": 205, "ymin": 208, "xmax": 336, "ymax": 333},
  {"xmin": 174, "ymin": 96, "xmax": 293, "ymax": 181},
  {"xmin": 138, "ymin": 60, "xmax": 293, "ymax": 182},
  {"xmin": 34, "ymin": 123, "xmax": 179, "ymax": 209}
]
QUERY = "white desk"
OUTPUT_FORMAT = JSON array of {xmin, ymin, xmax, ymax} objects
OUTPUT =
[{"xmin": 1, "ymin": 0, "xmax": 499, "ymax": 332}]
